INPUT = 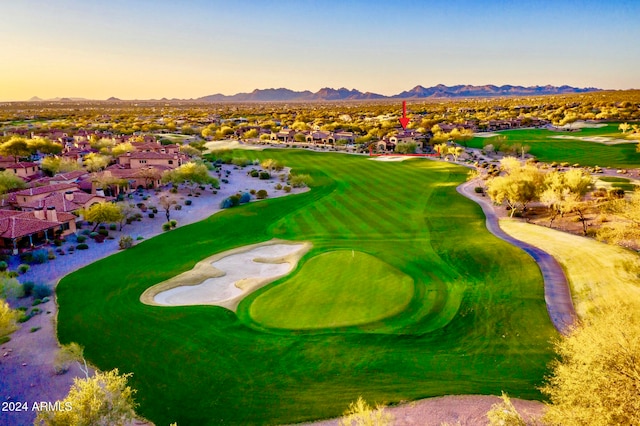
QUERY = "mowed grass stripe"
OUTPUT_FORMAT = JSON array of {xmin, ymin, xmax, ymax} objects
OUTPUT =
[{"xmin": 57, "ymin": 149, "xmax": 557, "ymax": 426}]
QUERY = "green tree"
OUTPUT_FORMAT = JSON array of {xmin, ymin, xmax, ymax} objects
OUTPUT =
[
  {"xmin": 395, "ymin": 142, "xmax": 417, "ymax": 154},
  {"xmin": 0, "ymin": 136, "xmax": 31, "ymax": 162},
  {"xmin": 111, "ymin": 142, "xmax": 135, "ymax": 157},
  {"xmin": 34, "ymin": 368, "xmax": 137, "ymax": 426},
  {"xmin": 82, "ymin": 203, "xmax": 124, "ymax": 232},
  {"xmin": 486, "ymin": 158, "xmax": 545, "ymax": 217},
  {"xmin": 158, "ymin": 192, "xmax": 179, "ymax": 222},
  {"xmin": 161, "ymin": 162, "xmax": 217, "ymax": 195},
  {"xmin": 597, "ymin": 188, "xmax": 640, "ymax": 247},
  {"xmin": 0, "ymin": 298, "xmax": 20, "ymax": 338},
  {"xmin": 27, "ymin": 137, "xmax": 63, "ymax": 155},
  {"xmin": 541, "ymin": 299, "xmax": 640, "ymax": 426},
  {"xmin": 83, "ymin": 153, "xmax": 111, "ymax": 172},
  {"xmin": 41, "ymin": 156, "xmax": 82, "ymax": 176},
  {"xmin": 0, "ymin": 170, "xmax": 27, "ymax": 194},
  {"xmin": 540, "ymin": 169, "xmax": 592, "ymax": 228}
]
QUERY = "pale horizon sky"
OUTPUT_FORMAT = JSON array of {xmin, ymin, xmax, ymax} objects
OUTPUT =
[{"xmin": 1, "ymin": 0, "xmax": 639, "ymax": 101}]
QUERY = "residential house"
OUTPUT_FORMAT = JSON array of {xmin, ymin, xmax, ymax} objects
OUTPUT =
[
  {"xmin": 270, "ymin": 129, "xmax": 297, "ymax": 143},
  {"xmin": 9, "ymin": 183, "xmax": 80, "ymax": 208},
  {"xmin": 117, "ymin": 152, "xmax": 184, "ymax": 169},
  {"xmin": 0, "ymin": 207, "xmax": 77, "ymax": 254},
  {"xmin": 4, "ymin": 162, "xmax": 41, "ymax": 180}
]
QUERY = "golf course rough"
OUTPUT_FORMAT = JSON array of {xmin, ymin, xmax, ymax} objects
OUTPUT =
[{"xmin": 56, "ymin": 150, "xmax": 557, "ymax": 426}]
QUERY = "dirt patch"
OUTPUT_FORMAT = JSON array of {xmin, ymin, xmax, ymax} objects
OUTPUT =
[
  {"xmin": 141, "ymin": 240, "xmax": 311, "ymax": 311},
  {"xmin": 296, "ymin": 395, "xmax": 545, "ymax": 426}
]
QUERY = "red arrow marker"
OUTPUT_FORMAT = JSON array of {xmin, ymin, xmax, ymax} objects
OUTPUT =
[{"xmin": 399, "ymin": 100, "xmax": 410, "ymax": 130}]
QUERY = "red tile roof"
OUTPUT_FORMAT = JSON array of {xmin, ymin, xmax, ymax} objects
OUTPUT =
[{"xmin": 14, "ymin": 183, "xmax": 78, "ymax": 197}]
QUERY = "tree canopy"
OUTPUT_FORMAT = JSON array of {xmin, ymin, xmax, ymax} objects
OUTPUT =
[
  {"xmin": 541, "ymin": 299, "xmax": 640, "ymax": 426},
  {"xmin": 0, "ymin": 170, "xmax": 27, "ymax": 194},
  {"xmin": 82, "ymin": 202, "xmax": 124, "ymax": 231}
]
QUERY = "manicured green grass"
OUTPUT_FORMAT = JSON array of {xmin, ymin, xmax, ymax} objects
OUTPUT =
[
  {"xmin": 597, "ymin": 176, "xmax": 637, "ymax": 191},
  {"xmin": 56, "ymin": 151, "xmax": 556, "ymax": 425},
  {"xmin": 499, "ymin": 220, "xmax": 640, "ymax": 319},
  {"xmin": 469, "ymin": 124, "xmax": 640, "ymax": 168},
  {"xmin": 247, "ymin": 250, "xmax": 415, "ymax": 330}
]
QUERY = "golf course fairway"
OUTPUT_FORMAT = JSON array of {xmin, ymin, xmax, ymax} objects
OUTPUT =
[{"xmin": 56, "ymin": 149, "xmax": 557, "ymax": 425}]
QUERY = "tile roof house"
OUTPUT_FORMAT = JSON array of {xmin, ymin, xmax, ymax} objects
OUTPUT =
[
  {"xmin": 0, "ymin": 207, "xmax": 77, "ymax": 254},
  {"xmin": 117, "ymin": 152, "xmax": 184, "ymax": 169},
  {"xmin": 11, "ymin": 183, "xmax": 80, "ymax": 207},
  {"xmin": 4, "ymin": 162, "xmax": 41, "ymax": 180}
]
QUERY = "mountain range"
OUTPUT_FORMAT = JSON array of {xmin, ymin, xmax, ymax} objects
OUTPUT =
[
  {"xmin": 196, "ymin": 84, "xmax": 600, "ymax": 102},
  {"xmin": 26, "ymin": 84, "xmax": 601, "ymax": 103}
]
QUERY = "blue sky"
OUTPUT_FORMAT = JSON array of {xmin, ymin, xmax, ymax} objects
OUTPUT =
[{"xmin": 1, "ymin": 0, "xmax": 638, "ymax": 100}]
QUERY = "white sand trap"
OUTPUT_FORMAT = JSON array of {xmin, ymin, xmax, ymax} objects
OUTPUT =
[
  {"xmin": 140, "ymin": 239, "xmax": 311, "ymax": 311},
  {"xmin": 370, "ymin": 156, "xmax": 415, "ymax": 162},
  {"xmin": 204, "ymin": 140, "xmax": 264, "ymax": 152},
  {"xmin": 550, "ymin": 135, "xmax": 634, "ymax": 145},
  {"xmin": 473, "ymin": 132, "xmax": 500, "ymax": 138},
  {"xmin": 556, "ymin": 121, "xmax": 607, "ymax": 129}
]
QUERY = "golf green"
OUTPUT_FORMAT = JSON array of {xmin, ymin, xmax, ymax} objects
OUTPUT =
[
  {"xmin": 469, "ymin": 123, "xmax": 640, "ymax": 168},
  {"xmin": 56, "ymin": 150, "xmax": 557, "ymax": 425},
  {"xmin": 248, "ymin": 250, "xmax": 415, "ymax": 330}
]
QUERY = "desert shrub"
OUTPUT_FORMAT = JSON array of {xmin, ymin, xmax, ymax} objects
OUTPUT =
[
  {"xmin": 289, "ymin": 173, "xmax": 313, "ymax": 188},
  {"xmin": 185, "ymin": 199, "xmax": 192, "ymax": 206},
  {"xmin": 592, "ymin": 188, "xmax": 608, "ymax": 198},
  {"xmin": 0, "ymin": 261, "xmax": 7, "ymax": 272},
  {"xmin": 608, "ymin": 188, "xmax": 625, "ymax": 199},
  {"xmin": 169, "ymin": 220, "xmax": 177, "ymax": 228},
  {"xmin": 259, "ymin": 171, "xmax": 270, "ymax": 180},
  {"xmin": 119, "ymin": 235, "xmax": 134, "ymax": 250},
  {"xmin": 22, "ymin": 281, "xmax": 34, "ymax": 297},
  {"xmin": 174, "ymin": 204, "xmax": 182, "ymax": 210},
  {"xmin": 162, "ymin": 222, "xmax": 171, "ymax": 232},
  {"xmin": 249, "ymin": 189, "xmax": 256, "ymax": 195},
  {"xmin": 474, "ymin": 186, "xmax": 484, "ymax": 193},
  {"xmin": 1, "ymin": 276, "xmax": 24, "ymax": 299},
  {"xmin": 76, "ymin": 235, "xmax": 87, "ymax": 243},
  {"xmin": 148, "ymin": 213, "xmax": 155, "ymax": 218},
  {"xmin": 275, "ymin": 183, "xmax": 283, "ymax": 190},
  {"xmin": 47, "ymin": 250, "xmax": 56, "ymax": 260},
  {"xmin": 30, "ymin": 249, "xmax": 49, "ymax": 265},
  {"xmin": 81, "ymin": 229, "xmax": 91, "ymax": 235},
  {"xmin": 136, "ymin": 236, "xmax": 144, "ymax": 240},
  {"xmin": 18, "ymin": 264, "xmax": 30, "ymax": 274},
  {"xmin": 98, "ymin": 229, "xmax": 109, "ymax": 237},
  {"xmin": 232, "ymin": 157, "xmax": 251, "ymax": 167},
  {"xmin": 76, "ymin": 243, "xmax": 89, "ymax": 250},
  {"xmin": 109, "ymin": 224, "xmax": 117, "ymax": 231},
  {"xmin": 221, "ymin": 198, "xmax": 233, "ymax": 209},
  {"xmin": 7, "ymin": 271, "xmax": 18, "ymax": 278},
  {"xmin": 250, "ymin": 170, "xmax": 259, "ymax": 178},
  {"xmin": 53, "ymin": 239, "xmax": 63, "ymax": 247},
  {"xmin": 19, "ymin": 252, "xmax": 34, "ymax": 264},
  {"xmin": 256, "ymin": 189, "xmax": 268, "ymax": 199},
  {"xmin": 89, "ymin": 232, "xmax": 99, "ymax": 239},
  {"xmin": 283, "ymin": 186, "xmax": 292, "ymax": 193},
  {"xmin": 240, "ymin": 192, "xmax": 251, "ymax": 203},
  {"xmin": 33, "ymin": 284, "xmax": 52, "ymax": 299}
]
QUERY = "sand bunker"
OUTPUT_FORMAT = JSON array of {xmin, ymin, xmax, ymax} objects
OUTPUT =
[
  {"xmin": 370, "ymin": 156, "xmax": 415, "ymax": 162},
  {"xmin": 550, "ymin": 135, "xmax": 634, "ymax": 145},
  {"xmin": 204, "ymin": 140, "xmax": 264, "ymax": 152},
  {"xmin": 473, "ymin": 132, "xmax": 500, "ymax": 138},
  {"xmin": 140, "ymin": 240, "xmax": 311, "ymax": 311}
]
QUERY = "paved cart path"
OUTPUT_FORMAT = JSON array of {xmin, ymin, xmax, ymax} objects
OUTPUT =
[{"xmin": 457, "ymin": 180, "xmax": 577, "ymax": 334}]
